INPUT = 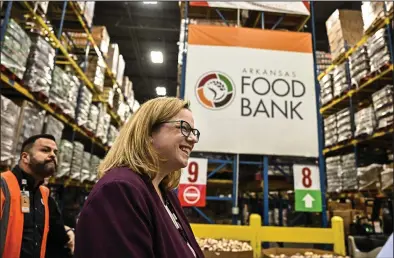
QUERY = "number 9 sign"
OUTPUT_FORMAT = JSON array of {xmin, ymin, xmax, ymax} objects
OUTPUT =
[{"xmin": 180, "ymin": 158, "xmax": 208, "ymax": 185}]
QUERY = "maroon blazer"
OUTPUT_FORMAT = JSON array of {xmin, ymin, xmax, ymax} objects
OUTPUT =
[{"xmin": 74, "ymin": 167, "xmax": 204, "ymax": 258}]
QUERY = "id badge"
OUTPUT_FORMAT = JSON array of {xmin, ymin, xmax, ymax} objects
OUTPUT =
[{"xmin": 21, "ymin": 191, "xmax": 30, "ymax": 213}]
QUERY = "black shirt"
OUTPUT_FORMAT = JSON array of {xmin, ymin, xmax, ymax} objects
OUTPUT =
[{"xmin": 11, "ymin": 166, "xmax": 71, "ymax": 258}]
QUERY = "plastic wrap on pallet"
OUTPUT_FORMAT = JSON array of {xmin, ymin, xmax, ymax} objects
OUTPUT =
[
  {"xmin": 122, "ymin": 76, "xmax": 133, "ymax": 99},
  {"xmin": 23, "ymin": 34, "xmax": 55, "ymax": 97},
  {"xmin": 56, "ymin": 139, "xmax": 73, "ymax": 178},
  {"xmin": 86, "ymin": 104, "xmax": 99, "ymax": 133},
  {"xmin": 101, "ymin": 87, "xmax": 114, "ymax": 108},
  {"xmin": 316, "ymin": 51, "xmax": 332, "ymax": 74},
  {"xmin": 336, "ymin": 108, "xmax": 352, "ymax": 142},
  {"xmin": 357, "ymin": 164, "xmax": 383, "ymax": 190},
  {"xmin": 107, "ymin": 43, "xmax": 119, "ymax": 76},
  {"xmin": 368, "ymin": 28, "xmax": 391, "ymax": 72},
  {"xmin": 341, "ymin": 153, "xmax": 357, "ymax": 190},
  {"xmin": 1, "ymin": 96, "xmax": 20, "ymax": 163},
  {"xmin": 326, "ymin": 156, "xmax": 342, "ymax": 193},
  {"xmin": 89, "ymin": 155, "xmax": 101, "ymax": 182},
  {"xmin": 80, "ymin": 151, "xmax": 91, "ymax": 183},
  {"xmin": 361, "ymin": 2, "xmax": 386, "ymax": 32},
  {"xmin": 1, "ymin": 19, "xmax": 32, "ymax": 79},
  {"xmin": 333, "ymin": 63, "xmax": 349, "ymax": 97},
  {"xmin": 372, "ymin": 85, "xmax": 393, "ymax": 129},
  {"xmin": 320, "ymin": 73, "xmax": 334, "ymax": 105},
  {"xmin": 355, "ymin": 106, "xmax": 377, "ymax": 137},
  {"xmin": 349, "ymin": 46, "xmax": 370, "ymax": 86},
  {"xmin": 14, "ymin": 102, "xmax": 46, "ymax": 157},
  {"xmin": 116, "ymin": 54, "xmax": 125, "ymax": 86},
  {"xmin": 70, "ymin": 141, "xmax": 84, "ymax": 180},
  {"xmin": 43, "ymin": 115, "xmax": 64, "ymax": 145},
  {"xmin": 107, "ymin": 125, "xmax": 118, "ymax": 147},
  {"xmin": 84, "ymin": 1, "xmax": 95, "ymax": 28},
  {"xmin": 381, "ymin": 164, "xmax": 393, "ymax": 190},
  {"xmin": 324, "ymin": 114, "xmax": 338, "ymax": 147},
  {"xmin": 76, "ymin": 86, "xmax": 92, "ymax": 127},
  {"xmin": 113, "ymin": 88, "xmax": 124, "ymax": 116},
  {"xmin": 97, "ymin": 113, "xmax": 111, "ymax": 144},
  {"xmin": 387, "ymin": 1, "xmax": 393, "ymax": 13},
  {"xmin": 92, "ymin": 26, "xmax": 110, "ymax": 57}
]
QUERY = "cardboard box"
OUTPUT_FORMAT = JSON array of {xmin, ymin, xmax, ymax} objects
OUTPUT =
[
  {"xmin": 107, "ymin": 44, "xmax": 119, "ymax": 76},
  {"xmin": 333, "ymin": 209, "xmax": 364, "ymax": 234},
  {"xmin": 328, "ymin": 201, "xmax": 352, "ymax": 211},
  {"xmin": 116, "ymin": 55, "xmax": 125, "ymax": 86},
  {"xmin": 203, "ymin": 251, "xmax": 253, "ymax": 258},
  {"xmin": 92, "ymin": 26, "xmax": 110, "ymax": 57},
  {"xmin": 326, "ymin": 9, "xmax": 364, "ymax": 61},
  {"xmin": 262, "ymin": 248, "xmax": 335, "ymax": 258}
]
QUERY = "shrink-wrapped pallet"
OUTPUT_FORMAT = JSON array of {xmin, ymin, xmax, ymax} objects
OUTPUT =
[
  {"xmin": 336, "ymin": 108, "xmax": 352, "ymax": 142},
  {"xmin": 80, "ymin": 151, "xmax": 91, "ymax": 182},
  {"xmin": 326, "ymin": 156, "xmax": 342, "ymax": 193},
  {"xmin": 56, "ymin": 139, "xmax": 73, "ymax": 178},
  {"xmin": 86, "ymin": 104, "xmax": 99, "ymax": 133},
  {"xmin": 372, "ymin": 85, "xmax": 394, "ymax": 129},
  {"xmin": 367, "ymin": 28, "xmax": 391, "ymax": 73},
  {"xmin": 43, "ymin": 115, "xmax": 64, "ymax": 145},
  {"xmin": 333, "ymin": 63, "xmax": 349, "ymax": 97},
  {"xmin": 340, "ymin": 153, "xmax": 357, "ymax": 191},
  {"xmin": 1, "ymin": 96, "xmax": 20, "ymax": 163},
  {"xmin": 70, "ymin": 141, "xmax": 84, "ymax": 180},
  {"xmin": 24, "ymin": 34, "xmax": 55, "ymax": 97},
  {"xmin": 92, "ymin": 26, "xmax": 110, "ymax": 57},
  {"xmin": 107, "ymin": 125, "xmax": 118, "ymax": 147},
  {"xmin": 355, "ymin": 106, "xmax": 376, "ymax": 137},
  {"xmin": 349, "ymin": 45, "xmax": 370, "ymax": 86},
  {"xmin": 361, "ymin": 2, "xmax": 386, "ymax": 32},
  {"xmin": 116, "ymin": 55, "xmax": 125, "ymax": 86},
  {"xmin": 76, "ymin": 86, "xmax": 92, "ymax": 127},
  {"xmin": 90, "ymin": 155, "xmax": 101, "ymax": 182},
  {"xmin": 320, "ymin": 73, "xmax": 334, "ymax": 106},
  {"xmin": 324, "ymin": 114, "xmax": 337, "ymax": 147},
  {"xmin": 107, "ymin": 43, "xmax": 119, "ymax": 76},
  {"xmin": 1, "ymin": 19, "xmax": 32, "ymax": 79},
  {"xmin": 85, "ymin": 56, "xmax": 105, "ymax": 92}
]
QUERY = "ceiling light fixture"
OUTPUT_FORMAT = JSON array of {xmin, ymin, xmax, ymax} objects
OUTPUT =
[
  {"xmin": 156, "ymin": 86, "xmax": 167, "ymax": 96},
  {"xmin": 143, "ymin": 1, "xmax": 157, "ymax": 4},
  {"xmin": 150, "ymin": 51, "xmax": 163, "ymax": 64}
]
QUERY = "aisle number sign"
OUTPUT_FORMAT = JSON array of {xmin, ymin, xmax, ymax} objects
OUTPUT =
[
  {"xmin": 178, "ymin": 158, "xmax": 208, "ymax": 207},
  {"xmin": 293, "ymin": 164, "xmax": 322, "ymax": 212}
]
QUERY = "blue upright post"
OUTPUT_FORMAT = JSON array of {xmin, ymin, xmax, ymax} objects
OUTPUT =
[
  {"xmin": 310, "ymin": 1, "xmax": 328, "ymax": 228},
  {"xmin": 55, "ymin": 0, "xmax": 68, "ymax": 57},
  {"xmin": 0, "ymin": 1, "xmax": 13, "ymax": 44},
  {"xmin": 232, "ymin": 154, "xmax": 239, "ymax": 224},
  {"xmin": 180, "ymin": 1, "xmax": 189, "ymax": 100}
]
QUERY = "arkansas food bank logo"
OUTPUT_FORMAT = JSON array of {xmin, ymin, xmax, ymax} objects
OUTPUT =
[{"xmin": 195, "ymin": 71, "xmax": 235, "ymax": 110}]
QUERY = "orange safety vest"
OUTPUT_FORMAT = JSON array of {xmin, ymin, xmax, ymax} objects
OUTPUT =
[{"xmin": 0, "ymin": 171, "xmax": 50, "ymax": 258}]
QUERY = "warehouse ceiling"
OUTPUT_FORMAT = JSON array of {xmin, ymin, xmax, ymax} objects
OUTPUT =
[{"xmin": 93, "ymin": 1, "xmax": 361, "ymax": 104}]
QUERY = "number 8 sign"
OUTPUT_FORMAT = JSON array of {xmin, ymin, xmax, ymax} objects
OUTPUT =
[
  {"xmin": 293, "ymin": 164, "xmax": 320, "ymax": 190},
  {"xmin": 178, "ymin": 158, "xmax": 208, "ymax": 207}
]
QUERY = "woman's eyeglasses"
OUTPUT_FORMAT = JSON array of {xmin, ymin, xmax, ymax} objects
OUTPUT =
[{"xmin": 161, "ymin": 120, "xmax": 200, "ymax": 142}]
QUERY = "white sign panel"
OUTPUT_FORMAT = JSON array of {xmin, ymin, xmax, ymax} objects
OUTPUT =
[
  {"xmin": 293, "ymin": 164, "xmax": 321, "ymax": 190},
  {"xmin": 185, "ymin": 26, "xmax": 319, "ymax": 157},
  {"xmin": 180, "ymin": 158, "xmax": 208, "ymax": 185}
]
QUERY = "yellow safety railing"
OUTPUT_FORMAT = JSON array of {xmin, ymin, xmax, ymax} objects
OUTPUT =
[{"xmin": 191, "ymin": 214, "xmax": 346, "ymax": 258}]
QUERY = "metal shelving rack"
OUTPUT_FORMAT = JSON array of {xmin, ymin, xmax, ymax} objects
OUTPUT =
[
  {"xmin": 0, "ymin": 1, "xmax": 132, "ymax": 187},
  {"xmin": 316, "ymin": 0, "xmax": 394, "ymax": 195},
  {"xmin": 178, "ymin": 1, "xmax": 320, "ymax": 231}
]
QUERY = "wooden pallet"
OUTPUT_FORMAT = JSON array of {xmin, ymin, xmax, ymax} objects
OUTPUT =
[
  {"xmin": 31, "ymin": 91, "xmax": 49, "ymax": 103},
  {"xmin": 0, "ymin": 64, "xmax": 25, "ymax": 88},
  {"xmin": 370, "ymin": 62, "xmax": 392, "ymax": 77}
]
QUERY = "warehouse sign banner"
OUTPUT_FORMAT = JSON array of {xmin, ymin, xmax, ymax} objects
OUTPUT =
[{"xmin": 185, "ymin": 25, "xmax": 318, "ymax": 157}]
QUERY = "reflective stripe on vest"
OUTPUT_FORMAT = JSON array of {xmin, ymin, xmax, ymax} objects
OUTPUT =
[{"xmin": 0, "ymin": 171, "xmax": 50, "ymax": 258}]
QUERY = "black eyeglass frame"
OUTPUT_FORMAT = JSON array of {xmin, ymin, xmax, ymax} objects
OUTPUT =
[{"xmin": 160, "ymin": 120, "xmax": 200, "ymax": 142}]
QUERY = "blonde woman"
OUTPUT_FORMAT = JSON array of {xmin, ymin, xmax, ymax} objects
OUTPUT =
[{"xmin": 74, "ymin": 97, "xmax": 203, "ymax": 258}]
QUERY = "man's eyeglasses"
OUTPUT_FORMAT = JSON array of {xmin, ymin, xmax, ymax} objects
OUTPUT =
[{"xmin": 161, "ymin": 120, "xmax": 200, "ymax": 142}]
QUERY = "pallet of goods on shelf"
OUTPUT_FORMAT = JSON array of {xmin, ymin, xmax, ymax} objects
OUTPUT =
[
  {"xmin": 326, "ymin": 156, "xmax": 342, "ymax": 193},
  {"xmin": 76, "ymin": 85, "xmax": 93, "ymax": 128},
  {"xmin": 80, "ymin": 151, "xmax": 91, "ymax": 183},
  {"xmin": 372, "ymin": 85, "xmax": 394, "ymax": 129},
  {"xmin": 56, "ymin": 139, "xmax": 73, "ymax": 178},
  {"xmin": 85, "ymin": 56, "xmax": 106, "ymax": 93},
  {"xmin": 357, "ymin": 163, "xmax": 382, "ymax": 190},
  {"xmin": 116, "ymin": 54, "xmax": 125, "ymax": 86},
  {"xmin": 107, "ymin": 43, "xmax": 119, "ymax": 77},
  {"xmin": 49, "ymin": 67, "xmax": 79, "ymax": 119},
  {"xmin": 341, "ymin": 153, "xmax": 358, "ymax": 191},
  {"xmin": 43, "ymin": 114, "xmax": 65, "ymax": 145},
  {"xmin": 355, "ymin": 106, "xmax": 376, "ymax": 137},
  {"xmin": 90, "ymin": 155, "xmax": 101, "ymax": 182},
  {"xmin": 1, "ymin": 18, "xmax": 32, "ymax": 79},
  {"xmin": 112, "ymin": 88, "xmax": 123, "ymax": 116},
  {"xmin": 83, "ymin": 1, "xmax": 95, "ymax": 28},
  {"xmin": 325, "ymin": 9, "xmax": 364, "ymax": 61},
  {"xmin": 107, "ymin": 125, "xmax": 118, "ymax": 147},
  {"xmin": 361, "ymin": 1, "xmax": 387, "ymax": 32},
  {"xmin": 100, "ymin": 87, "xmax": 114, "ymax": 108},
  {"xmin": 23, "ymin": 34, "xmax": 55, "ymax": 98},
  {"xmin": 86, "ymin": 104, "xmax": 99, "ymax": 133},
  {"xmin": 1, "ymin": 96, "xmax": 21, "ymax": 165},
  {"xmin": 319, "ymin": 73, "xmax": 334, "ymax": 106},
  {"xmin": 14, "ymin": 101, "xmax": 46, "ymax": 159},
  {"xmin": 316, "ymin": 51, "xmax": 332, "ymax": 74},
  {"xmin": 92, "ymin": 26, "xmax": 110, "ymax": 57},
  {"xmin": 70, "ymin": 141, "xmax": 84, "ymax": 180},
  {"xmin": 381, "ymin": 164, "xmax": 393, "ymax": 190},
  {"xmin": 333, "ymin": 63, "xmax": 349, "ymax": 97},
  {"xmin": 122, "ymin": 76, "xmax": 133, "ymax": 100},
  {"xmin": 324, "ymin": 114, "xmax": 337, "ymax": 147},
  {"xmin": 367, "ymin": 28, "xmax": 391, "ymax": 73},
  {"xmin": 96, "ymin": 104, "xmax": 111, "ymax": 144},
  {"xmin": 336, "ymin": 108, "xmax": 352, "ymax": 142},
  {"xmin": 349, "ymin": 44, "xmax": 370, "ymax": 87}
]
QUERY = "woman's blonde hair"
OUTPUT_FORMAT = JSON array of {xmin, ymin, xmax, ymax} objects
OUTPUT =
[{"xmin": 98, "ymin": 97, "xmax": 190, "ymax": 190}]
